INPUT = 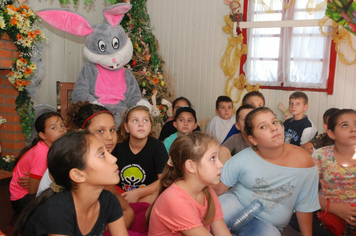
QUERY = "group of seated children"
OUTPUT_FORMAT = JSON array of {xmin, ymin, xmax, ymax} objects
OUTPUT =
[{"xmin": 10, "ymin": 90, "xmax": 356, "ymax": 236}]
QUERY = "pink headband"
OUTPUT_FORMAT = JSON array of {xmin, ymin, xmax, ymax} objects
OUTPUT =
[{"xmin": 81, "ymin": 111, "xmax": 112, "ymax": 129}]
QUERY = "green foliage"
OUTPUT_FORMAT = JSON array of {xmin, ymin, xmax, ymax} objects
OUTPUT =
[{"xmin": 15, "ymin": 91, "xmax": 34, "ymax": 140}]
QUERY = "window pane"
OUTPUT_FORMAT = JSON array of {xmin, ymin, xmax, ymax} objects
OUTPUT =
[
  {"xmin": 290, "ymin": 61, "xmax": 324, "ymax": 84},
  {"xmin": 294, "ymin": 11, "xmax": 325, "ymax": 20},
  {"xmin": 292, "ymin": 25, "xmax": 320, "ymax": 35},
  {"xmin": 254, "ymin": 27, "xmax": 281, "ymax": 35},
  {"xmin": 254, "ymin": 12, "xmax": 282, "ymax": 22},
  {"xmin": 251, "ymin": 34, "xmax": 280, "ymax": 58},
  {"xmin": 291, "ymin": 34, "xmax": 326, "ymax": 59},
  {"xmin": 247, "ymin": 60, "xmax": 279, "ymax": 84}
]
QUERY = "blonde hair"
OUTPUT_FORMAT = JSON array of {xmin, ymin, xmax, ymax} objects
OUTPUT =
[
  {"xmin": 117, "ymin": 105, "xmax": 153, "ymax": 143},
  {"xmin": 147, "ymin": 132, "xmax": 218, "ymax": 225}
]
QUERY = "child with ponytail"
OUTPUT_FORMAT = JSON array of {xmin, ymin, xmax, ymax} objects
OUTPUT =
[
  {"xmin": 148, "ymin": 132, "xmax": 231, "ymax": 236},
  {"xmin": 9, "ymin": 112, "xmax": 66, "ymax": 214}
]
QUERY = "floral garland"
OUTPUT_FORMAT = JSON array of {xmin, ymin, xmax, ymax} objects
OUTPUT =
[{"xmin": 0, "ymin": 1, "xmax": 45, "ymax": 139}]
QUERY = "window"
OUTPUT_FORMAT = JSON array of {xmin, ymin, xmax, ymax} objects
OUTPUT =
[{"xmin": 241, "ymin": 0, "xmax": 336, "ymax": 94}]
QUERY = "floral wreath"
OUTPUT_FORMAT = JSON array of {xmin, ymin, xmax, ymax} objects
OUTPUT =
[{"xmin": 0, "ymin": 0, "xmax": 45, "ymax": 139}]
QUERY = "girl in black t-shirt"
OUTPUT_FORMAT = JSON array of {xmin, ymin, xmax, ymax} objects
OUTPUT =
[
  {"xmin": 14, "ymin": 131, "xmax": 128, "ymax": 236},
  {"xmin": 114, "ymin": 105, "xmax": 168, "ymax": 204}
]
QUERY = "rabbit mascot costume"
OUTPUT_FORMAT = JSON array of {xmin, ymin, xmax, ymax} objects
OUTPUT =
[{"xmin": 37, "ymin": 3, "xmax": 142, "ymax": 127}]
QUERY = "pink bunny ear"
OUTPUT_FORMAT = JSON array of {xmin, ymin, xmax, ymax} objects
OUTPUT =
[
  {"xmin": 104, "ymin": 3, "xmax": 132, "ymax": 26},
  {"xmin": 37, "ymin": 10, "xmax": 93, "ymax": 36}
]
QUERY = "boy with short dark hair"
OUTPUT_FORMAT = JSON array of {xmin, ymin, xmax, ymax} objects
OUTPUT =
[
  {"xmin": 222, "ymin": 91, "xmax": 266, "ymax": 143},
  {"xmin": 222, "ymin": 104, "xmax": 254, "ymax": 156},
  {"xmin": 283, "ymin": 91, "xmax": 317, "ymax": 146},
  {"xmin": 206, "ymin": 95, "xmax": 235, "ymax": 143},
  {"xmin": 241, "ymin": 91, "xmax": 265, "ymax": 108},
  {"xmin": 163, "ymin": 106, "xmax": 198, "ymax": 153}
]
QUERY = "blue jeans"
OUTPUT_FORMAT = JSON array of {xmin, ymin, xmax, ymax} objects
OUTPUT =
[{"xmin": 218, "ymin": 191, "xmax": 281, "ymax": 236}]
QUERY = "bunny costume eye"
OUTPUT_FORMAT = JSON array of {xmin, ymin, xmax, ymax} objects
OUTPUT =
[
  {"xmin": 98, "ymin": 40, "xmax": 107, "ymax": 52},
  {"xmin": 112, "ymin": 37, "xmax": 120, "ymax": 49}
]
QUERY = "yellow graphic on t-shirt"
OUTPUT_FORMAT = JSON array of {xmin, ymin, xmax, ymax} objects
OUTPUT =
[{"xmin": 120, "ymin": 164, "xmax": 146, "ymax": 191}]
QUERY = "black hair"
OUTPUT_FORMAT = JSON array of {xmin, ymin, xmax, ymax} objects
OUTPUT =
[
  {"xmin": 244, "ymin": 107, "xmax": 276, "ymax": 136},
  {"xmin": 13, "ymin": 112, "xmax": 63, "ymax": 168},
  {"xmin": 14, "ymin": 131, "xmax": 91, "ymax": 235},
  {"xmin": 174, "ymin": 106, "xmax": 197, "ymax": 123},
  {"xmin": 242, "ymin": 91, "xmax": 265, "ymax": 106},
  {"xmin": 327, "ymin": 109, "xmax": 356, "ymax": 132},
  {"xmin": 236, "ymin": 104, "xmax": 255, "ymax": 123},
  {"xmin": 172, "ymin": 97, "xmax": 192, "ymax": 110},
  {"xmin": 323, "ymin": 108, "xmax": 340, "ymax": 125},
  {"xmin": 66, "ymin": 102, "xmax": 112, "ymax": 131},
  {"xmin": 215, "ymin": 95, "xmax": 233, "ymax": 109}
]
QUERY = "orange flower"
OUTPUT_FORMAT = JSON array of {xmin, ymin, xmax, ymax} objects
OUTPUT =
[
  {"xmin": 152, "ymin": 89, "xmax": 156, "ymax": 94},
  {"xmin": 6, "ymin": 5, "xmax": 17, "ymax": 11},
  {"xmin": 22, "ymin": 11, "xmax": 28, "ymax": 17},
  {"xmin": 35, "ymin": 30, "xmax": 41, "ymax": 35},
  {"xmin": 17, "ymin": 34, "xmax": 23, "ymax": 40},
  {"xmin": 28, "ymin": 31, "xmax": 36, "ymax": 38},
  {"xmin": 22, "ymin": 5, "xmax": 29, "ymax": 10},
  {"xmin": 15, "ymin": 80, "xmax": 24, "ymax": 87},
  {"xmin": 159, "ymin": 105, "xmax": 163, "ymax": 109},
  {"xmin": 10, "ymin": 18, "xmax": 17, "ymax": 26},
  {"xmin": 24, "ymin": 68, "xmax": 33, "ymax": 75},
  {"xmin": 15, "ymin": 79, "xmax": 30, "ymax": 87},
  {"xmin": 148, "ymin": 76, "xmax": 152, "ymax": 80},
  {"xmin": 153, "ymin": 77, "xmax": 159, "ymax": 84},
  {"xmin": 19, "ymin": 58, "xmax": 27, "ymax": 64},
  {"xmin": 9, "ymin": 71, "xmax": 14, "ymax": 76},
  {"xmin": 16, "ymin": 7, "xmax": 21, "ymax": 11}
]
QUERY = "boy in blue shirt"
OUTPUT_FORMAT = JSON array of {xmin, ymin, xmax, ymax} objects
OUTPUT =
[{"xmin": 283, "ymin": 92, "xmax": 317, "ymax": 146}]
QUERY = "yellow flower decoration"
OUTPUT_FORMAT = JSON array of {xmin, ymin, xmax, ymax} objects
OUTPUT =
[
  {"xmin": 221, "ymin": 9, "xmax": 251, "ymax": 108},
  {"xmin": 222, "ymin": 15, "xmax": 233, "ymax": 36},
  {"xmin": 246, "ymin": 83, "xmax": 260, "ymax": 92},
  {"xmin": 233, "ymin": 74, "xmax": 246, "ymax": 90}
]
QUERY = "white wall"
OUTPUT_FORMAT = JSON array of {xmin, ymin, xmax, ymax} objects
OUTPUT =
[{"xmin": 28, "ymin": 0, "xmax": 356, "ymax": 133}]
